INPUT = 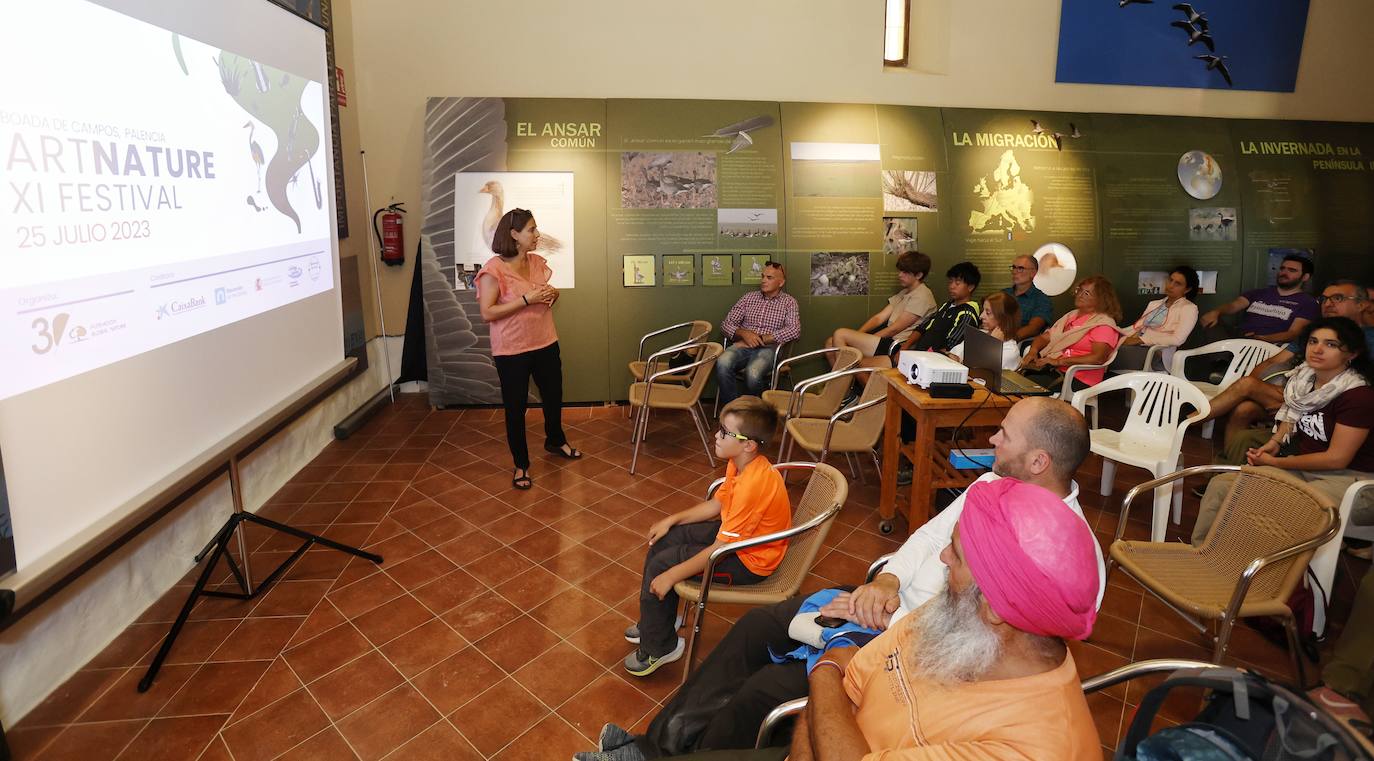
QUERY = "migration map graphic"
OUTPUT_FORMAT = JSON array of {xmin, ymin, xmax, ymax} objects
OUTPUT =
[{"xmin": 968, "ymin": 150, "xmax": 1036, "ymax": 234}]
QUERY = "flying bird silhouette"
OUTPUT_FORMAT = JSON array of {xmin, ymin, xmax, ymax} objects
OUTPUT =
[
  {"xmin": 702, "ymin": 115, "xmax": 775, "ymax": 155},
  {"xmin": 1068, "ymin": 123, "xmax": 1082, "ymax": 139},
  {"xmin": 1195, "ymin": 54, "xmax": 1233, "ymax": 86},
  {"xmin": 1173, "ymin": 3, "xmax": 1207, "ymax": 24},
  {"xmin": 1171, "ymin": 21, "xmax": 1215, "ymax": 51},
  {"xmin": 1051, "ymin": 132, "xmax": 1065, "ymax": 151},
  {"xmin": 1029, "ymin": 119, "xmax": 1046, "ymax": 135}
]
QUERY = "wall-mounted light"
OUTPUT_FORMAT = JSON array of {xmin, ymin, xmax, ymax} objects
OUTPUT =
[{"xmin": 884, "ymin": 0, "xmax": 910, "ymax": 67}]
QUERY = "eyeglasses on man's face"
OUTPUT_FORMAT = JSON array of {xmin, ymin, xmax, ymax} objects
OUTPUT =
[
  {"xmin": 1009, "ymin": 265, "xmax": 1032, "ymax": 273},
  {"xmin": 1318, "ymin": 293, "xmax": 1366, "ymax": 305}
]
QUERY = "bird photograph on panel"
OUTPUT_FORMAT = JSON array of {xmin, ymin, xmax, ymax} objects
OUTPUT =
[
  {"xmin": 452, "ymin": 171, "xmax": 575, "ymax": 288},
  {"xmin": 620, "ymin": 151, "xmax": 717, "ymax": 209},
  {"xmin": 1055, "ymin": 0, "xmax": 1310, "ymax": 92}
]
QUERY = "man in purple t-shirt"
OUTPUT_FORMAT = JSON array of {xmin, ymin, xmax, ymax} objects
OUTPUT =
[{"xmin": 1200, "ymin": 254, "xmax": 1318, "ymax": 344}]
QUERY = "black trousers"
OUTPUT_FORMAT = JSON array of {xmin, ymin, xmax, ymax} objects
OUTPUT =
[
  {"xmin": 638, "ymin": 595, "xmax": 809, "ymax": 758},
  {"xmin": 492, "ymin": 341, "xmax": 567, "ymax": 470},
  {"xmin": 638, "ymin": 522, "xmax": 764, "ymax": 658}
]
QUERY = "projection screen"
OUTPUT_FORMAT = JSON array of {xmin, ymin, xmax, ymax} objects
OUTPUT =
[{"xmin": 0, "ymin": 0, "xmax": 345, "ymax": 582}]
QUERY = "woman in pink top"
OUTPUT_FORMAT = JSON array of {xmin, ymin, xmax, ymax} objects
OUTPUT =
[
  {"xmin": 1019, "ymin": 275, "xmax": 1124, "ymax": 389},
  {"xmin": 477, "ymin": 209, "xmax": 581, "ymax": 490}
]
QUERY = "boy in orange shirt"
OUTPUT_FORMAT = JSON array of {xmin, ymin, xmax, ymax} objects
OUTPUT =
[{"xmin": 623, "ymin": 396, "xmax": 792, "ymax": 676}]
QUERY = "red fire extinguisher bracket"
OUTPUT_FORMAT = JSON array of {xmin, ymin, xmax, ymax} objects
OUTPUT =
[{"xmin": 373, "ymin": 202, "xmax": 407, "ymax": 267}]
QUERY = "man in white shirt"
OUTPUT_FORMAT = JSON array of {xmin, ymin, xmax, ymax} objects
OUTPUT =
[{"xmin": 586, "ymin": 396, "xmax": 1104, "ymax": 760}]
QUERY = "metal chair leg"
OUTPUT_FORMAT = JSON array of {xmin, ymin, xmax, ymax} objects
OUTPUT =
[
  {"xmin": 845, "ymin": 452, "xmax": 859, "ymax": 480},
  {"xmin": 689, "ymin": 405, "xmax": 718, "ymax": 468},
  {"xmin": 1283, "ymin": 615, "xmax": 1308, "ymax": 688},
  {"xmin": 1212, "ymin": 612, "xmax": 1237, "ymax": 665},
  {"xmin": 630, "ymin": 403, "xmax": 649, "ymax": 474},
  {"xmin": 680, "ymin": 598, "xmax": 707, "ymax": 684}
]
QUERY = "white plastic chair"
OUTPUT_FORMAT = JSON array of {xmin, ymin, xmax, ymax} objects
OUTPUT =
[
  {"xmin": 1308, "ymin": 479, "xmax": 1374, "ymax": 635},
  {"xmin": 1071, "ymin": 372, "xmax": 1210, "ymax": 542},
  {"xmin": 1169, "ymin": 339, "xmax": 1281, "ymax": 439}
]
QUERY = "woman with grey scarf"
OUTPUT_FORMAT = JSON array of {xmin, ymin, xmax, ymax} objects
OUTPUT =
[{"xmin": 1193, "ymin": 316, "xmax": 1374, "ymax": 544}]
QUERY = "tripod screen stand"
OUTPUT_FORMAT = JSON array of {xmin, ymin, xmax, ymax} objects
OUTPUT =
[{"xmin": 139, "ymin": 457, "xmax": 382, "ymax": 692}]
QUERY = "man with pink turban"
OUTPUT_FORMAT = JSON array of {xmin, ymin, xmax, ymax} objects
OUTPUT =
[{"xmin": 663, "ymin": 477, "xmax": 1102, "ymax": 760}]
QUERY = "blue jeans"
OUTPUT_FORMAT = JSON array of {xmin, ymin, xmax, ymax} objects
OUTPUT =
[{"xmin": 715, "ymin": 344, "xmax": 775, "ymax": 407}]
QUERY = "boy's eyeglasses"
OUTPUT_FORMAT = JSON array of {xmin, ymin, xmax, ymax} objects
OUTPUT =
[{"xmin": 716, "ymin": 427, "xmax": 759, "ymax": 443}]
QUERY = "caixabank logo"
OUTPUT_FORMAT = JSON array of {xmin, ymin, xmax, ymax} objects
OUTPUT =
[{"xmin": 156, "ymin": 296, "xmax": 206, "ymax": 320}]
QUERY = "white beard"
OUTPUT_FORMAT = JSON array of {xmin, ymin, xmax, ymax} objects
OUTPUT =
[{"xmin": 912, "ymin": 580, "xmax": 1002, "ymax": 684}]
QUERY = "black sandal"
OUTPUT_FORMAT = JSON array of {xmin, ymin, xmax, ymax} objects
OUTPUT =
[
  {"xmin": 544, "ymin": 443, "xmax": 583, "ymax": 460},
  {"xmin": 512, "ymin": 469, "xmax": 533, "ymax": 490}
]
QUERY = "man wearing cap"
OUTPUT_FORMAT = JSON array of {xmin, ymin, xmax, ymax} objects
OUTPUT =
[
  {"xmin": 577, "ymin": 397, "xmax": 1103, "ymax": 760},
  {"xmin": 664, "ymin": 478, "xmax": 1103, "ymax": 761}
]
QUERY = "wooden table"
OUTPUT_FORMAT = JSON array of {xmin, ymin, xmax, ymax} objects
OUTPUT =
[{"xmin": 877, "ymin": 369, "xmax": 1019, "ymax": 535}]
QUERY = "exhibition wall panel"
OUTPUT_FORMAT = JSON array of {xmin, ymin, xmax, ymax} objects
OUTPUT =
[{"xmin": 416, "ymin": 96, "xmax": 1373, "ymax": 406}]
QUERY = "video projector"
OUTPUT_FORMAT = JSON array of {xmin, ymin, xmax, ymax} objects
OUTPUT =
[{"xmin": 898, "ymin": 351, "xmax": 969, "ymax": 388}]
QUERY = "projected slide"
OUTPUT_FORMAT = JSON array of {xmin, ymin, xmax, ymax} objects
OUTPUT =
[{"xmin": 0, "ymin": 0, "xmax": 334, "ymax": 401}]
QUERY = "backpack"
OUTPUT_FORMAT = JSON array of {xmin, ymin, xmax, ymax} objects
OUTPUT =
[{"xmin": 1117, "ymin": 666, "xmax": 1373, "ymax": 761}]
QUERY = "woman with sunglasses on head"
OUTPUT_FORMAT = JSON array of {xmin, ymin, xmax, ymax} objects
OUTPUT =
[
  {"xmin": 1193, "ymin": 316, "xmax": 1374, "ymax": 545},
  {"xmin": 1114, "ymin": 265, "xmax": 1200, "ymax": 372},
  {"xmin": 476, "ymin": 208, "xmax": 581, "ymax": 491},
  {"xmin": 1018, "ymin": 275, "xmax": 1125, "ymax": 390}
]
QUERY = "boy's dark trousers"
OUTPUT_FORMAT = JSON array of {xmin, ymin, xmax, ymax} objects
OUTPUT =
[{"xmin": 638, "ymin": 521, "xmax": 764, "ymax": 658}]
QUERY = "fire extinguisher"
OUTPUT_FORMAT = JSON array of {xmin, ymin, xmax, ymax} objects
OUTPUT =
[{"xmin": 373, "ymin": 202, "xmax": 406, "ymax": 266}]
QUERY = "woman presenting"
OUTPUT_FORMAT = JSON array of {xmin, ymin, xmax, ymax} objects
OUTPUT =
[{"xmin": 476, "ymin": 208, "xmax": 581, "ymax": 490}]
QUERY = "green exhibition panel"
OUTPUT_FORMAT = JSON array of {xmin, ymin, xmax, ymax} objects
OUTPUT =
[
  {"xmin": 603, "ymin": 99, "xmax": 786, "ymax": 398},
  {"xmin": 1230, "ymin": 120, "xmax": 1374, "ymax": 293},
  {"xmin": 1091, "ymin": 114, "xmax": 1240, "ymax": 320},
  {"xmin": 943, "ymin": 108, "xmax": 1102, "ymax": 316},
  {"xmin": 415, "ymin": 96, "xmax": 1373, "ymax": 406}
]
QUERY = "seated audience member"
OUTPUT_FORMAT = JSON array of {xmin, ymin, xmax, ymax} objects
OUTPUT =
[
  {"xmin": 1113, "ymin": 265, "xmax": 1200, "ymax": 371},
  {"xmin": 1198, "ymin": 253, "xmax": 1317, "ymax": 345},
  {"xmin": 1310, "ymin": 562, "xmax": 1374, "ymax": 723},
  {"xmin": 825, "ymin": 251, "xmax": 936, "ymax": 366},
  {"xmin": 580, "ymin": 397, "xmax": 1103, "ymax": 760},
  {"xmin": 1004, "ymin": 254, "xmax": 1054, "ymax": 340},
  {"xmin": 598, "ymin": 478, "xmax": 1102, "ymax": 761},
  {"xmin": 1019, "ymin": 275, "xmax": 1124, "ymax": 389},
  {"xmin": 1193, "ymin": 317, "xmax": 1374, "ymax": 544},
  {"xmin": 893, "ymin": 261, "xmax": 983, "ymax": 360},
  {"xmin": 624, "ymin": 397, "xmax": 791, "ymax": 676},
  {"xmin": 949, "ymin": 291, "xmax": 1023, "ymax": 370},
  {"xmin": 716, "ymin": 262, "xmax": 801, "ymax": 407},
  {"xmin": 1196, "ymin": 280, "xmax": 1374, "ymax": 463}
]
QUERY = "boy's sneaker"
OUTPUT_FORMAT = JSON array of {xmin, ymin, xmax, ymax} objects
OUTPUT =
[
  {"xmin": 623, "ymin": 614, "xmax": 684, "ymax": 644},
  {"xmin": 598, "ymin": 723, "xmax": 635, "ymax": 752},
  {"xmin": 624, "ymin": 637, "xmax": 685, "ymax": 677}
]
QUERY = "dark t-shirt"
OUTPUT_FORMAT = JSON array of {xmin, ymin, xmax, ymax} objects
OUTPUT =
[
  {"xmin": 1294, "ymin": 385, "xmax": 1374, "ymax": 472},
  {"xmin": 1240, "ymin": 287, "xmax": 1318, "ymax": 336},
  {"xmin": 912, "ymin": 301, "xmax": 980, "ymax": 353}
]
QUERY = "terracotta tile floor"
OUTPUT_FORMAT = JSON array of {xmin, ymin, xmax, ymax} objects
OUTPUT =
[{"xmin": 7, "ymin": 393, "xmax": 1369, "ymax": 760}]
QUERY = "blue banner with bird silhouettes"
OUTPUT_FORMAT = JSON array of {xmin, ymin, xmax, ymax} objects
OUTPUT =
[{"xmin": 1055, "ymin": 0, "xmax": 1309, "ymax": 92}]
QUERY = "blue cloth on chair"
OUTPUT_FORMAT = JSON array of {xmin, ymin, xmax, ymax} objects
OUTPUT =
[{"xmin": 768, "ymin": 589, "xmax": 881, "ymax": 674}]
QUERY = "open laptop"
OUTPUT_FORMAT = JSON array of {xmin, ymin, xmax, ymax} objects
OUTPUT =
[{"xmin": 964, "ymin": 328, "xmax": 1054, "ymax": 396}]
